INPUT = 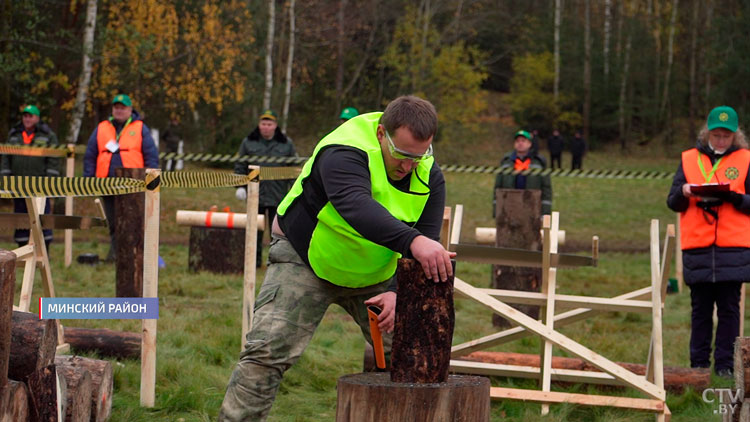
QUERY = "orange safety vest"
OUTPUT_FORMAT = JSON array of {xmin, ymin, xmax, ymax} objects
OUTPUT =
[
  {"xmin": 680, "ymin": 147, "xmax": 750, "ymax": 249},
  {"xmin": 95, "ymin": 120, "xmax": 145, "ymax": 178},
  {"xmin": 514, "ymin": 157, "xmax": 531, "ymax": 171}
]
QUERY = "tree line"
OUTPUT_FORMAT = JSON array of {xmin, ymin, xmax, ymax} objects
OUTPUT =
[{"xmin": 1, "ymin": 0, "xmax": 747, "ymax": 155}]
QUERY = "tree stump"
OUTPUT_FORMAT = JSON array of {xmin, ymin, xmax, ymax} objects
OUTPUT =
[
  {"xmin": 55, "ymin": 360, "xmax": 92, "ymax": 422},
  {"xmin": 114, "ymin": 167, "xmax": 146, "ymax": 297},
  {"xmin": 64, "ymin": 327, "xmax": 141, "ymax": 360},
  {"xmin": 0, "ymin": 250, "xmax": 15, "ymax": 391},
  {"xmin": 0, "ymin": 380, "xmax": 29, "ymax": 422},
  {"xmin": 9, "ymin": 311, "xmax": 57, "ymax": 382},
  {"xmin": 336, "ymin": 373, "xmax": 489, "ymax": 422},
  {"xmin": 391, "ymin": 259, "xmax": 454, "ymax": 383},
  {"xmin": 26, "ymin": 364, "xmax": 64, "ymax": 422},
  {"xmin": 493, "ymin": 189, "xmax": 542, "ymax": 328},
  {"xmin": 55, "ymin": 355, "xmax": 113, "ymax": 422},
  {"xmin": 188, "ymin": 226, "xmax": 246, "ymax": 274}
]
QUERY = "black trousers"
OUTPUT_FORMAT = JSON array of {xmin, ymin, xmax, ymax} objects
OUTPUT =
[
  {"xmin": 550, "ymin": 153, "xmax": 562, "ymax": 169},
  {"xmin": 13, "ymin": 198, "xmax": 53, "ymax": 247},
  {"xmin": 257, "ymin": 206, "xmax": 277, "ymax": 266},
  {"xmin": 571, "ymin": 154, "xmax": 583, "ymax": 170},
  {"xmin": 689, "ymin": 282, "xmax": 743, "ymax": 372}
]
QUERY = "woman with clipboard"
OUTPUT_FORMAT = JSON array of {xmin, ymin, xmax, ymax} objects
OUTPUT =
[{"xmin": 667, "ymin": 105, "xmax": 750, "ymax": 378}]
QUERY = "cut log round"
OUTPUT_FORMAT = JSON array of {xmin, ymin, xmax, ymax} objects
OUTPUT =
[
  {"xmin": 176, "ymin": 210, "xmax": 264, "ymax": 229},
  {"xmin": 55, "ymin": 361, "xmax": 92, "ymax": 422},
  {"xmin": 64, "ymin": 327, "xmax": 140, "ymax": 360},
  {"xmin": 55, "ymin": 356, "xmax": 112, "ymax": 422},
  {"xmin": 9, "ymin": 310, "xmax": 57, "ymax": 381},
  {"xmin": 0, "ymin": 380, "xmax": 29, "ymax": 422},
  {"xmin": 26, "ymin": 364, "xmax": 63, "ymax": 422},
  {"xmin": 188, "ymin": 226, "xmax": 246, "ymax": 274},
  {"xmin": 336, "ymin": 373, "xmax": 490, "ymax": 422},
  {"xmin": 0, "ymin": 250, "xmax": 16, "ymax": 390},
  {"xmin": 391, "ymin": 259, "xmax": 454, "ymax": 384}
]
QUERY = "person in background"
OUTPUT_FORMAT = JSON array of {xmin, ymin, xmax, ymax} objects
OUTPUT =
[
  {"xmin": 234, "ymin": 109, "xmax": 297, "ymax": 267},
  {"xmin": 547, "ymin": 129, "xmax": 564, "ymax": 169},
  {"xmin": 161, "ymin": 117, "xmax": 182, "ymax": 171},
  {"xmin": 83, "ymin": 94, "xmax": 159, "ymax": 262},
  {"xmin": 339, "ymin": 106, "xmax": 359, "ymax": 124},
  {"xmin": 530, "ymin": 129, "xmax": 542, "ymax": 161},
  {"xmin": 494, "ymin": 130, "xmax": 552, "ymax": 216},
  {"xmin": 570, "ymin": 130, "xmax": 586, "ymax": 170},
  {"xmin": 2, "ymin": 104, "xmax": 60, "ymax": 250},
  {"xmin": 219, "ymin": 95, "xmax": 453, "ymax": 422},
  {"xmin": 667, "ymin": 105, "xmax": 750, "ymax": 378}
]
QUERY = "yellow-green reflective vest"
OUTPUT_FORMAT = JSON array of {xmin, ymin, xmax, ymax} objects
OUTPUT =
[{"xmin": 277, "ymin": 112, "xmax": 434, "ymax": 287}]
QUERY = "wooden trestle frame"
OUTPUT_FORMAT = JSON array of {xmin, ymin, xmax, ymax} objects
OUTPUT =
[{"xmin": 446, "ymin": 205, "xmax": 675, "ymax": 421}]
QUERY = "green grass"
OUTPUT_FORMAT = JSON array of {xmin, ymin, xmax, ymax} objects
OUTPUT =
[{"xmin": 4, "ymin": 145, "xmax": 738, "ymax": 421}]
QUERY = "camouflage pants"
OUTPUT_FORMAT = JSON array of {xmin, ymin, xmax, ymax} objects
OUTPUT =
[{"xmin": 218, "ymin": 236, "xmax": 392, "ymax": 422}]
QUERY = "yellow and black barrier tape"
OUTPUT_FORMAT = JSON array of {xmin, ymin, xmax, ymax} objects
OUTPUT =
[{"xmin": 0, "ymin": 144, "xmax": 673, "ymax": 180}]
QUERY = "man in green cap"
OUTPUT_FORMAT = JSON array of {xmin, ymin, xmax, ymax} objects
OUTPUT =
[
  {"xmin": 2, "ymin": 104, "xmax": 60, "ymax": 249},
  {"xmin": 494, "ymin": 129, "xmax": 552, "ymax": 216},
  {"xmin": 339, "ymin": 106, "xmax": 359, "ymax": 124},
  {"xmin": 667, "ymin": 105, "xmax": 750, "ymax": 378},
  {"xmin": 234, "ymin": 109, "xmax": 297, "ymax": 267},
  {"xmin": 83, "ymin": 94, "xmax": 159, "ymax": 261}
]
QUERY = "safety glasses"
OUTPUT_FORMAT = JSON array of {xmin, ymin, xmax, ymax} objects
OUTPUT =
[{"xmin": 384, "ymin": 130, "xmax": 433, "ymax": 162}]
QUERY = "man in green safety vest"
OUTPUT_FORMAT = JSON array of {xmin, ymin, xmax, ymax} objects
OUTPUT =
[{"xmin": 219, "ymin": 95, "xmax": 455, "ymax": 422}]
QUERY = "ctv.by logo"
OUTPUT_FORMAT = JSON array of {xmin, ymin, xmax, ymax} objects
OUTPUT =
[{"xmin": 703, "ymin": 388, "xmax": 743, "ymax": 415}]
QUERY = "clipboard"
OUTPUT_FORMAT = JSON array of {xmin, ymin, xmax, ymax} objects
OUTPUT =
[{"xmin": 689, "ymin": 183, "xmax": 730, "ymax": 196}]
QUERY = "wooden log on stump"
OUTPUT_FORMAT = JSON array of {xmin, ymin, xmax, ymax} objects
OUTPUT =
[
  {"xmin": 336, "ymin": 373, "xmax": 489, "ymax": 422},
  {"xmin": 9, "ymin": 310, "xmax": 57, "ymax": 382},
  {"xmin": 114, "ymin": 167, "xmax": 146, "ymax": 298},
  {"xmin": 26, "ymin": 364, "xmax": 65, "ymax": 422},
  {"xmin": 0, "ymin": 250, "xmax": 16, "ymax": 391},
  {"xmin": 64, "ymin": 327, "xmax": 141, "ymax": 360},
  {"xmin": 55, "ymin": 359, "xmax": 92, "ymax": 422},
  {"xmin": 458, "ymin": 351, "xmax": 711, "ymax": 393},
  {"xmin": 730, "ymin": 337, "xmax": 750, "ymax": 422},
  {"xmin": 188, "ymin": 226, "xmax": 246, "ymax": 274},
  {"xmin": 391, "ymin": 259, "xmax": 454, "ymax": 383},
  {"xmin": 55, "ymin": 355, "xmax": 113, "ymax": 422},
  {"xmin": 493, "ymin": 189, "xmax": 542, "ymax": 328},
  {"xmin": 0, "ymin": 380, "xmax": 30, "ymax": 422}
]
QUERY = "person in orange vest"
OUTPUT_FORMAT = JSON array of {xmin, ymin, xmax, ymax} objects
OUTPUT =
[
  {"xmin": 83, "ymin": 94, "xmax": 159, "ymax": 261},
  {"xmin": 2, "ymin": 104, "xmax": 60, "ymax": 250},
  {"xmin": 493, "ymin": 129, "xmax": 552, "ymax": 216},
  {"xmin": 667, "ymin": 105, "xmax": 750, "ymax": 378}
]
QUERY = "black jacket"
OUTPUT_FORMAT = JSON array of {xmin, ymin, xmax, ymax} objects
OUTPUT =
[
  {"xmin": 234, "ymin": 126, "xmax": 297, "ymax": 207},
  {"xmin": 548, "ymin": 135, "xmax": 564, "ymax": 155},
  {"xmin": 667, "ymin": 141, "xmax": 750, "ymax": 285},
  {"xmin": 2, "ymin": 122, "xmax": 61, "ymax": 177}
]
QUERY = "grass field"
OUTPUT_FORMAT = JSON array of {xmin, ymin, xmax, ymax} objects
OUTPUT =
[{"xmin": 5, "ymin": 142, "xmax": 738, "ymax": 422}]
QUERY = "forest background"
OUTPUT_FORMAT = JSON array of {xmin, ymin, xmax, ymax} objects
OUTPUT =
[{"xmin": 2, "ymin": 0, "xmax": 748, "ymax": 158}]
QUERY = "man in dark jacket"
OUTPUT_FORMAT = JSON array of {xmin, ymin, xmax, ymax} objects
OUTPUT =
[
  {"xmin": 570, "ymin": 130, "xmax": 586, "ymax": 170},
  {"xmin": 234, "ymin": 109, "xmax": 297, "ymax": 267},
  {"xmin": 667, "ymin": 105, "xmax": 750, "ymax": 377},
  {"xmin": 547, "ymin": 129, "xmax": 564, "ymax": 169},
  {"xmin": 161, "ymin": 118, "xmax": 182, "ymax": 171},
  {"xmin": 494, "ymin": 130, "xmax": 552, "ymax": 216},
  {"xmin": 2, "ymin": 104, "xmax": 60, "ymax": 249},
  {"xmin": 83, "ymin": 94, "xmax": 159, "ymax": 261}
]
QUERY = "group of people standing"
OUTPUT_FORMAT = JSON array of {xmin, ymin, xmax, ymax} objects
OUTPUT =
[{"xmin": 545, "ymin": 129, "xmax": 587, "ymax": 170}]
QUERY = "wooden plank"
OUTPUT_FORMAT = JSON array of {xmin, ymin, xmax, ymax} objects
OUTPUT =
[
  {"xmin": 452, "ymin": 286, "xmax": 653, "ymax": 357},
  {"xmin": 11, "ymin": 245, "xmax": 34, "ymax": 261},
  {"xmin": 439, "ymin": 207, "xmax": 451, "ymax": 249},
  {"xmin": 452, "ymin": 278, "xmax": 665, "ymax": 400},
  {"xmin": 140, "ymin": 169, "xmax": 160, "ymax": 407},
  {"xmin": 741, "ymin": 284, "xmax": 746, "ymax": 337},
  {"xmin": 64, "ymin": 144, "xmax": 75, "ymax": 268},
  {"xmin": 450, "ymin": 359, "xmax": 621, "ymax": 386},
  {"xmin": 539, "ymin": 214, "xmax": 556, "ymax": 415},
  {"xmin": 476, "ymin": 289, "xmax": 653, "ymax": 313},
  {"xmin": 675, "ymin": 214, "xmax": 683, "ymax": 292},
  {"xmin": 450, "ymin": 204, "xmax": 463, "ymax": 246},
  {"xmin": 647, "ymin": 222, "xmax": 675, "ymax": 382},
  {"xmin": 242, "ymin": 165, "xmax": 260, "ymax": 348},
  {"xmin": 17, "ymin": 258, "xmax": 36, "ymax": 311},
  {"xmin": 649, "ymin": 220, "xmax": 665, "ymax": 393},
  {"xmin": 489, "ymin": 387, "xmax": 665, "ymax": 412}
]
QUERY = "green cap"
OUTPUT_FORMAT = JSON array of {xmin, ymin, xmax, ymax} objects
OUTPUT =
[
  {"xmin": 707, "ymin": 106, "xmax": 738, "ymax": 132},
  {"xmin": 339, "ymin": 107, "xmax": 359, "ymax": 120},
  {"xmin": 514, "ymin": 130, "xmax": 532, "ymax": 140},
  {"xmin": 259, "ymin": 109, "xmax": 277, "ymax": 121},
  {"xmin": 112, "ymin": 94, "xmax": 132, "ymax": 107},
  {"xmin": 22, "ymin": 105, "xmax": 40, "ymax": 116}
]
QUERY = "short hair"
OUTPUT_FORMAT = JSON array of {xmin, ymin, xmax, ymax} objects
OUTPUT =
[{"xmin": 380, "ymin": 95, "xmax": 438, "ymax": 141}]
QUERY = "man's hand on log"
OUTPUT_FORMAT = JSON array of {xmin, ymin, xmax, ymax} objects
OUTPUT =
[
  {"xmin": 365, "ymin": 292, "xmax": 396, "ymax": 333},
  {"xmin": 409, "ymin": 235, "xmax": 456, "ymax": 283}
]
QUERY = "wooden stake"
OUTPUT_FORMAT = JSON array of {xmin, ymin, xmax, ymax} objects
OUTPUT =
[
  {"xmin": 539, "ymin": 213, "xmax": 559, "ymax": 415},
  {"xmin": 140, "ymin": 169, "xmax": 160, "ymax": 407},
  {"xmin": 675, "ymin": 214, "xmax": 683, "ymax": 292},
  {"xmin": 241, "ymin": 165, "xmax": 260, "ymax": 348},
  {"xmin": 450, "ymin": 204, "xmax": 463, "ymax": 246},
  {"xmin": 440, "ymin": 206, "xmax": 451, "ymax": 249},
  {"xmin": 64, "ymin": 144, "xmax": 75, "ymax": 268}
]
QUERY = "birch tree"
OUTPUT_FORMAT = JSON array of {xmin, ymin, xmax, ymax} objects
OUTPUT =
[
  {"xmin": 282, "ymin": 0, "xmax": 295, "ymax": 133},
  {"xmin": 688, "ymin": 0, "xmax": 699, "ymax": 141},
  {"xmin": 619, "ymin": 33, "xmax": 632, "ymax": 149},
  {"xmin": 263, "ymin": 0, "xmax": 275, "ymax": 111},
  {"xmin": 659, "ymin": 0, "xmax": 679, "ymax": 117},
  {"xmin": 603, "ymin": 0, "xmax": 611, "ymax": 84},
  {"xmin": 66, "ymin": 0, "xmax": 97, "ymax": 144},
  {"xmin": 553, "ymin": 0, "xmax": 561, "ymax": 101},
  {"xmin": 583, "ymin": 0, "xmax": 591, "ymax": 142}
]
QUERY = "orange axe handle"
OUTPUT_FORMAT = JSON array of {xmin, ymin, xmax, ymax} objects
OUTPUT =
[{"xmin": 367, "ymin": 305, "xmax": 386, "ymax": 369}]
